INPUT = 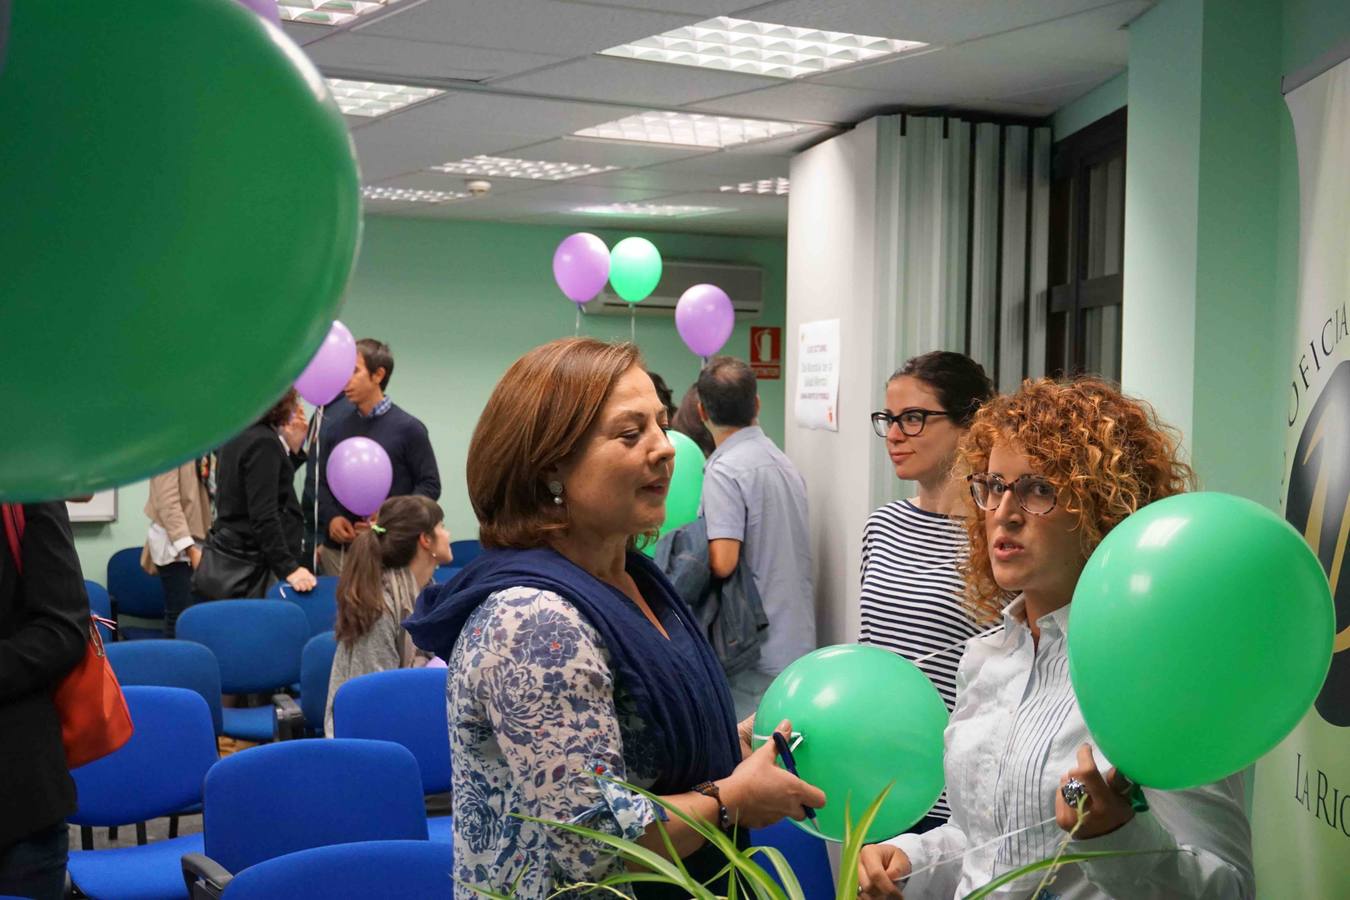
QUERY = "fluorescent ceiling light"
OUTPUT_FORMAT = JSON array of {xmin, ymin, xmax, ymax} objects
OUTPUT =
[
  {"xmin": 574, "ymin": 111, "xmax": 808, "ymax": 149},
  {"xmin": 327, "ymin": 79, "xmax": 443, "ymax": 118},
  {"xmin": 430, "ymin": 156, "xmax": 620, "ymax": 181},
  {"xmin": 601, "ymin": 16, "xmax": 927, "ymax": 80},
  {"xmin": 362, "ymin": 186, "xmax": 469, "ymax": 204},
  {"xmin": 278, "ymin": 1, "xmax": 392, "ymax": 27},
  {"xmin": 573, "ymin": 203, "xmax": 730, "ymax": 218},
  {"xmin": 721, "ymin": 178, "xmax": 789, "ymax": 195}
]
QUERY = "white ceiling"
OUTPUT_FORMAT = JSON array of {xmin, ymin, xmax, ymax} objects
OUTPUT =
[{"xmin": 285, "ymin": 0, "xmax": 1149, "ymax": 236}]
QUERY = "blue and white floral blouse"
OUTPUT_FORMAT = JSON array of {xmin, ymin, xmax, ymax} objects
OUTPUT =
[{"xmin": 449, "ymin": 586, "xmax": 664, "ymax": 898}]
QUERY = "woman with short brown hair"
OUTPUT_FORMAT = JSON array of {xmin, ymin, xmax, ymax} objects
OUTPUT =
[{"xmin": 406, "ymin": 337, "xmax": 824, "ymax": 898}]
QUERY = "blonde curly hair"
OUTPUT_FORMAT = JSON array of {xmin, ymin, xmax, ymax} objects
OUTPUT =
[{"xmin": 957, "ymin": 378, "xmax": 1194, "ymax": 624}]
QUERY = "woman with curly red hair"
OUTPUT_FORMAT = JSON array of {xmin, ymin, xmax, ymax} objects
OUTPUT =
[{"xmin": 859, "ymin": 379, "xmax": 1254, "ymax": 899}]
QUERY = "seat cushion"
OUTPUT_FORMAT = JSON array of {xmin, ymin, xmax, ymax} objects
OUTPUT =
[
  {"xmin": 68, "ymin": 833, "xmax": 203, "ymax": 900},
  {"xmin": 222, "ymin": 706, "xmax": 275, "ymax": 742},
  {"xmin": 426, "ymin": 814, "xmax": 453, "ymax": 844}
]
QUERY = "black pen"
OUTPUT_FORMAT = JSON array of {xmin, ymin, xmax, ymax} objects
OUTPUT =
[{"xmin": 771, "ymin": 731, "xmax": 820, "ymax": 831}]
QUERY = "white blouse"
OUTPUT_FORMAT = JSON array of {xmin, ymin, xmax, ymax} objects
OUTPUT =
[{"xmin": 888, "ymin": 596, "xmax": 1254, "ymax": 899}]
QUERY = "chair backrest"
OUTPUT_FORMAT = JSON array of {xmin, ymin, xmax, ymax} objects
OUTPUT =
[
  {"xmin": 267, "ymin": 576, "xmax": 339, "ymax": 636},
  {"xmin": 750, "ymin": 820, "xmax": 835, "ymax": 899},
  {"xmin": 221, "ymin": 840, "xmax": 451, "ymax": 899},
  {"xmin": 106, "ymin": 547, "xmax": 164, "ymax": 618},
  {"xmin": 203, "ymin": 738, "xmax": 428, "ymax": 874},
  {"xmin": 449, "ymin": 539, "xmax": 482, "ymax": 566},
  {"xmin": 177, "ymin": 600, "xmax": 308, "ymax": 694},
  {"xmin": 431, "ymin": 563, "xmax": 460, "ymax": 584},
  {"xmin": 84, "ymin": 579, "xmax": 113, "ymax": 643},
  {"xmin": 70, "ymin": 686, "xmax": 217, "ymax": 826},
  {"xmin": 106, "ymin": 639, "xmax": 225, "ymax": 735},
  {"xmin": 332, "ymin": 668, "xmax": 450, "ymax": 795},
  {"xmin": 300, "ymin": 631, "xmax": 339, "ymax": 731}
]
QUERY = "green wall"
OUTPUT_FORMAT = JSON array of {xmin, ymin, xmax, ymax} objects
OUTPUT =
[
  {"xmin": 71, "ymin": 217, "xmax": 786, "ymax": 580},
  {"xmin": 1052, "ymin": 71, "xmax": 1127, "ymax": 140}
]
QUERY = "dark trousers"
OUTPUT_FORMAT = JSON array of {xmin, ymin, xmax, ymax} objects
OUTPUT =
[
  {"xmin": 158, "ymin": 561, "xmax": 194, "ymax": 638},
  {"xmin": 0, "ymin": 821, "xmax": 68, "ymax": 900}
]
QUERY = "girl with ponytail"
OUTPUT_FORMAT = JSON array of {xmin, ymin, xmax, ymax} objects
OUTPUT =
[{"xmin": 324, "ymin": 494, "xmax": 451, "ymax": 736}]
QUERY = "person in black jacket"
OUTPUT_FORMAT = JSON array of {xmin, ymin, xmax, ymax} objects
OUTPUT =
[
  {"xmin": 0, "ymin": 502, "xmax": 89, "ymax": 900},
  {"xmin": 314, "ymin": 339, "xmax": 440, "ymax": 577},
  {"xmin": 204, "ymin": 388, "xmax": 316, "ymax": 597}
]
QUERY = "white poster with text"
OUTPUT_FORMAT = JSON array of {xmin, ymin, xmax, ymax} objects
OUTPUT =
[{"xmin": 794, "ymin": 319, "xmax": 840, "ymax": 431}]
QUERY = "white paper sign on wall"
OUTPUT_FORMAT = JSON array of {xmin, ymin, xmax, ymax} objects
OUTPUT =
[{"xmin": 795, "ymin": 318, "xmax": 840, "ymax": 432}]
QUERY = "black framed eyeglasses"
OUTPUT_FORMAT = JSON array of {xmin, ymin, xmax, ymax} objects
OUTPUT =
[
  {"xmin": 870, "ymin": 408, "xmax": 949, "ymax": 438},
  {"xmin": 966, "ymin": 473, "xmax": 1058, "ymax": 516}
]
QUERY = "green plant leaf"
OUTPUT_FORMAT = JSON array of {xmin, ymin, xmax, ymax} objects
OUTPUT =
[
  {"xmin": 835, "ymin": 783, "xmax": 895, "ymax": 900},
  {"xmin": 745, "ymin": 845, "xmax": 806, "ymax": 900},
  {"xmin": 961, "ymin": 849, "xmax": 1178, "ymax": 900},
  {"xmin": 512, "ymin": 812, "xmax": 711, "ymax": 896}
]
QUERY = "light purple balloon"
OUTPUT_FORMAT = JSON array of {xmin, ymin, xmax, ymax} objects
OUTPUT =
[
  {"xmin": 675, "ymin": 284, "xmax": 735, "ymax": 357},
  {"xmin": 327, "ymin": 437, "xmax": 392, "ymax": 517},
  {"xmin": 235, "ymin": 0, "xmax": 282, "ymax": 24},
  {"xmin": 294, "ymin": 320, "xmax": 356, "ymax": 406},
  {"xmin": 552, "ymin": 232, "xmax": 610, "ymax": 304}
]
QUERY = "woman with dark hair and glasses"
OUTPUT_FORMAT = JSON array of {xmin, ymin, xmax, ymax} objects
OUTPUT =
[
  {"xmin": 859, "ymin": 351, "xmax": 994, "ymax": 833},
  {"xmin": 858, "ymin": 379, "xmax": 1252, "ymax": 899}
]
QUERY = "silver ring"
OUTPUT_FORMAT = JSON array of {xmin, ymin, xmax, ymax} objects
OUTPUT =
[{"xmin": 1062, "ymin": 777, "xmax": 1087, "ymax": 807}]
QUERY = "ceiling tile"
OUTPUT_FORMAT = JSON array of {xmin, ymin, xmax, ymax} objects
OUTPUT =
[
  {"xmin": 561, "ymin": 1, "xmax": 765, "ymax": 15},
  {"xmin": 495, "ymin": 137, "xmax": 715, "ymax": 168},
  {"xmin": 491, "ymin": 56, "xmax": 780, "ymax": 106},
  {"xmin": 697, "ymin": 81, "xmax": 939, "ymax": 124},
  {"xmin": 306, "ymin": 34, "xmax": 569, "ymax": 81}
]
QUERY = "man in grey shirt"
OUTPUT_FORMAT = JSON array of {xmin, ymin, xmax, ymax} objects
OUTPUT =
[{"xmin": 697, "ymin": 356, "xmax": 815, "ymax": 718}]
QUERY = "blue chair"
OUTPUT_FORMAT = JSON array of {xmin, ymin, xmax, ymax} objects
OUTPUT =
[
  {"xmin": 107, "ymin": 546, "xmax": 165, "ymax": 638},
  {"xmin": 182, "ymin": 739, "xmax": 429, "ymax": 896},
  {"xmin": 85, "ymin": 579, "xmax": 114, "ymax": 643},
  {"xmin": 333, "ymin": 667, "xmax": 452, "ymax": 841},
  {"xmin": 431, "ymin": 563, "xmax": 461, "ymax": 584},
  {"xmin": 266, "ymin": 575, "xmax": 338, "ymax": 636},
  {"xmin": 750, "ymin": 820, "xmax": 834, "ymax": 899},
  {"xmin": 107, "ymin": 639, "xmax": 224, "ymax": 736},
  {"xmin": 67, "ymin": 686, "xmax": 217, "ymax": 900},
  {"xmin": 300, "ymin": 631, "xmax": 338, "ymax": 734},
  {"xmin": 177, "ymin": 600, "xmax": 309, "ymax": 742},
  {"xmin": 220, "ymin": 840, "xmax": 453, "ymax": 899},
  {"xmin": 449, "ymin": 538, "xmax": 482, "ymax": 566}
]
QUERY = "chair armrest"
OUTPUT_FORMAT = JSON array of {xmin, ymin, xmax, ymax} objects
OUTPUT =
[
  {"xmin": 273, "ymin": 693, "xmax": 303, "ymax": 741},
  {"xmin": 182, "ymin": 852, "xmax": 232, "ymax": 899}
]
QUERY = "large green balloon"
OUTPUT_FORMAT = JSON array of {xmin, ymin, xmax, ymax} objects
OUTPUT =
[
  {"xmin": 755, "ymin": 645, "xmax": 948, "ymax": 843},
  {"xmin": 1069, "ymin": 492, "xmax": 1334, "ymax": 790},
  {"xmin": 661, "ymin": 431, "xmax": 704, "ymax": 537},
  {"xmin": 0, "ymin": 0, "xmax": 360, "ymax": 500},
  {"xmin": 609, "ymin": 237, "xmax": 662, "ymax": 303}
]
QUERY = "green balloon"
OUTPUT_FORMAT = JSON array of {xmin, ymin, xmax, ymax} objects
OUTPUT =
[
  {"xmin": 609, "ymin": 237, "xmax": 662, "ymax": 303},
  {"xmin": 1069, "ymin": 492, "xmax": 1334, "ymax": 790},
  {"xmin": 0, "ymin": 0, "xmax": 360, "ymax": 501},
  {"xmin": 755, "ymin": 645, "xmax": 948, "ymax": 843},
  {"xmin": 660, "ymin": 431, "xmax": 704, "ymax": 537}
]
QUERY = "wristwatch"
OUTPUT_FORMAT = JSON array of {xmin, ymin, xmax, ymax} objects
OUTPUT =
[{"xmin": 693, "ymin": 780, "xmax": 732, "ymax": 830}]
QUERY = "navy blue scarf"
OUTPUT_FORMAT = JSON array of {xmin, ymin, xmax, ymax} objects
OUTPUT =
[{"xmin": 404, "ymin": 547, "xmax": 741, "ymax": 794}]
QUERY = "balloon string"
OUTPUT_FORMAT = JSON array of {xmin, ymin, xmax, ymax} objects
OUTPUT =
[
  {"xmin": 311, "ymin": 404, "xmax": 323, "ymax": 572},
  {"xmin": 575, "ymin": 305, "xmax": 581, "ymax": 336},
  {"xmin": 910, "ymin": 624, "xmax": 1004, "ymax": 665},
  {"xmin": 902, "ymin": 815, "xmax": 1058, "ymax": 882},
  {"xmin": 630, "ymin": 305, "xmax": 636, "ymax": 343}
]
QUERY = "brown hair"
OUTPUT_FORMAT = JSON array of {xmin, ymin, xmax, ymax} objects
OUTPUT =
[
  {"xmin": 356, "ymin": 338, "xmax": 394, "ymax": 390},
  {"xmin": 467, "ymin": 337, "xmax": 643, "ymax": 548},
  {"xmin": 672, "ymin": 384, "xmax": 715, "ymax": 457},
  {"xmin": 958, "ymin": 378, "xmax": 1194, "ymax": 624},
  {"xmin": 335, "ymin": 494, "xmax": 443, "ymax": 646},
  {"xmin": 258, "ymin": 387, "xmax": 299, "ymax": 429}
]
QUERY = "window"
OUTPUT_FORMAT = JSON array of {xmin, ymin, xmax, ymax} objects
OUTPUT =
[{"xmin": 1046, "ymin": 107, "xmax": 1126, "ymax": 380}]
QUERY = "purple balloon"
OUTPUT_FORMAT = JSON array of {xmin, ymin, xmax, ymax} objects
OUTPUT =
[
  {"xmin": 552, "ymin": 232, "xmax": 610, "ymax": 304},
  {"xmin": 327, "ymin": 437, "xmax": 392, "ymax": 517},
  {"xmin": 294, "ymin": 320, "xmax": 356, "ymax": 406},
  {"xmin": 235, "ymin": 0, "xmax": 282, "ymax": 24},
  {"xmin": 675, "ymin": 284, "xmax": 735, "ymax": 357}
]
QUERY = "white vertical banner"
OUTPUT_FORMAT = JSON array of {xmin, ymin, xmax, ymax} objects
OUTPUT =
[
  {"xmin": 1254, "ymin": 56, "xmax": 1350, "ymax": 898},
  {"xmin": 794, "ymin": 318, "xmax": 840, "ymax": 431}
]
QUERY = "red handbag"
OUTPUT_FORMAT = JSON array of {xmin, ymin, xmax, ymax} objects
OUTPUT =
[{"xmin": 2, "ymin": 503, "xmax": 133, "ymax": 768}]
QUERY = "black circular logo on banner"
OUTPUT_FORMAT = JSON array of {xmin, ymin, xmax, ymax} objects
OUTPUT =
[{"xmin": 1285, "ymin": 360, "xmax": 1350, "ymax": 726}]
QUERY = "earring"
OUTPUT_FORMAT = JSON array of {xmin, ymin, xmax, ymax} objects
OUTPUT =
[{"xmin": 547, "ymin": 480, "xmax": 564, "ymax": 506}]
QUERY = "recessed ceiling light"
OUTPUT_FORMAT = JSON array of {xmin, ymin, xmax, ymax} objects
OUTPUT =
[
  {"xmin": 362, "ymin": 186, "xmax": 469, "ymax": 204},
  {"xmin": 429, "ymin": 156, "xmax": 621, "ymax": 181},
  {"xmin": 573, "ymin": 203, "xmax": 731, "ymax": 218},
  {"xmin": 327, "ymin": 79, "xmax": 443, "ymax": 118},
  {"xmin": 720, "ymin": 178, "xmax": 790, "ymax": 195},
  {"xmin": 574, "ymin": 111, "xmax": 809, "ymax": 149},
  {"xmin": 600, "ymin": 16, "xmax": 927, "ymax": 80},
  {"xmin": 278, "ymin": 1, "xmax": 392, "ymax": 27}
]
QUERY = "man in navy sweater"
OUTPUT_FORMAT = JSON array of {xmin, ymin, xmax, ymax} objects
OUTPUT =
[{"xmin": 314, "ymin": 338, "xmax": 441, "ymax": 576}]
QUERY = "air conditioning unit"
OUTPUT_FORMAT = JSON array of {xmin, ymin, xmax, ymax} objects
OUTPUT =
[{"xmin": 581, "ymin": 259, "xmax": 764, "ymax": 319}]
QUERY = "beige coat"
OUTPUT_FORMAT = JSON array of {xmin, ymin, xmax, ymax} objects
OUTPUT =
[{"xmin": 140, "ymin": 461, "xmax": 212, "ymax": 573}]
